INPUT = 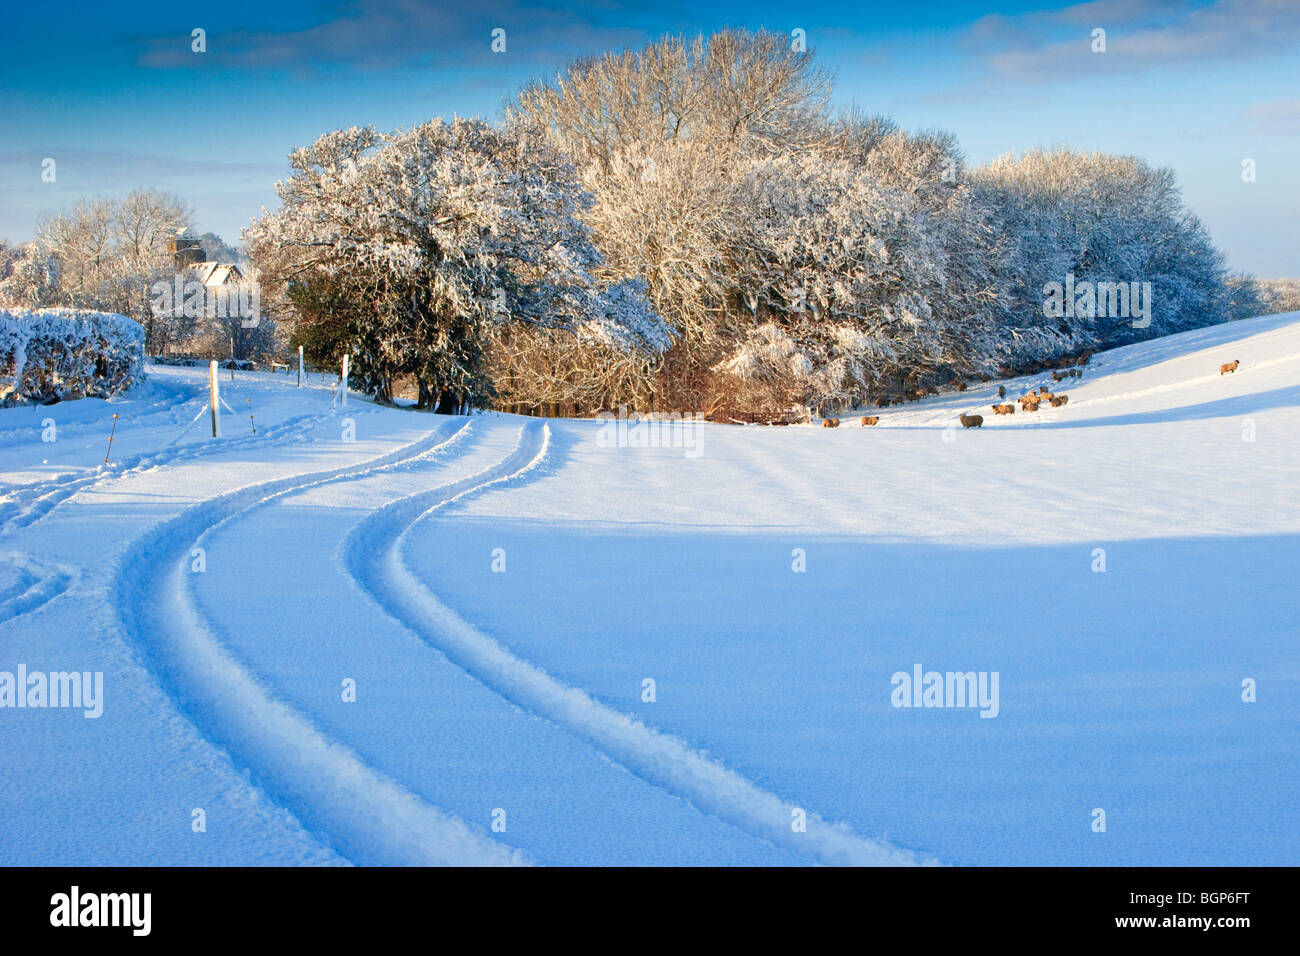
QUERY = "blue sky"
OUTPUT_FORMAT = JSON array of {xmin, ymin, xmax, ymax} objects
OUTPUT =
[{"xmin": 1, "ymin": 0, "xmax": 1296, "ymax": 274}]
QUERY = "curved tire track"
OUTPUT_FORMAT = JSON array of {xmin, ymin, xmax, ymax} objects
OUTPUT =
[
  {"xmin": 2, "ymin": 410, "xmax": 330, "ymax": 534},
  {"xmin": 345, "ymin": 420, "xmax": 928, "ymax": 867},
  {"xmin": 115, "ymin": 417, "xmax": 527, "ymax": 866},
  {"xmin": 0, "ymin": 552, "xmax": 75, "ymax": 625}
]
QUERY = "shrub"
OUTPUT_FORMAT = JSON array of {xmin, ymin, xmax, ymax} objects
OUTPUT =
[{"xmin": 0, "ymin": 308, "xmax": 145, "ymax": 404}]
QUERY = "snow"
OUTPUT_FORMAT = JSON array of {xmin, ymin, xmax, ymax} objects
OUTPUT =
[{"xmin": 1, "ymin": 313, "xmax": 1297, "ymax": 865}]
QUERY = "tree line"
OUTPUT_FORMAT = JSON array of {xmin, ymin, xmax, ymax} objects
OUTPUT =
[
  {"xmin": 0, "ymin": 192, "xmax": 275, "ymax": 361},
  {"xmin": 2, "ymin": 30, "xmax": 1268, "ymax": 414}
]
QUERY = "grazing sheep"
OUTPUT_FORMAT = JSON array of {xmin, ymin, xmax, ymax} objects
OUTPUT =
[
  {"xmin": 955, "ymin": 382, "xmax": 968, "ymax": 391},
  {"xmin": 992, "ymin": 403, "xmax": 1015, "ymax": 415},
  {"xmin": 1052, "ymin": 371, "xmax": 1066, "ymax": 382},
  {"xmin": 1077, "ymin": 351, "xmax": 1093, "ymax": 366},
  {"xmin": 1220, "ymin": 359, "xmax": 1239, "ymax": 375},
  {"xmin": 998, "ymin": 385, "xmax": 1007, "ymax": 399},
  {"xmin": 1049, "ymin": 395, "xmax": 1069, "ymax": 407},
  {"xmin": 959, "ymin": 413, "xmax": 983, "ymax": 428},
  {"xmin": 979, "ymin": 373, "xmax": 991, "ymax": 382},
  {"xmin": 860, "ymin": 416, "xmax": 879, "ymax": 426},
  {"xmin": 1022, "ymin": 399, "xmax": 1041, "ymax": 412},
  {"xmin": 875, "ymin": 397, "xmax": 891, "ymax": 408},
  {"xmin": 822, "ymin": 417, "xmax": 840, "ymax": 428}
]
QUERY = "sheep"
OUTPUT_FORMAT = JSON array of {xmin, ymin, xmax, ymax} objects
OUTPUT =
[
  {"xmin": 992, "ymin": 403, "xmax": 1015, "ymax": 415},
  {"xmin": 1049, "ymin": 395, "xmax": 1069, "ymax": 407},
  {"xmin": 955, "ymin": 382, "xmax": 968, "ymax": 392},
  {"xmin": 959, "ymin": 413, "xmax": 983, "ymax": 428},
  {"xmin": 1077, "ymin": 351, "xmax": 1093, "ymax": 366},
  {"xmin": 860, "ymin": 416, "xmax": 879, "ymax": 426},
  {"xmin": 875, "ymin": 397, "xmax": 892, "ymax": 408},
  {"xmin": 998, "ymin": 385, "xmax": 1007, "ymax": 399},
  {"xmin": 1022, "ymin": 398, "xmax": 1041, "ymax": 412},
  {"xmin": 1220, "ymin": 359, "xmax": 1239, "ymax": 375},
  {"xmin": 1052, "ymin": 370, "xmax": 1067, "ymax": 382},
  {"xmin": 822, "ymin": 417, "xmax": 840, "ymax": 428}
]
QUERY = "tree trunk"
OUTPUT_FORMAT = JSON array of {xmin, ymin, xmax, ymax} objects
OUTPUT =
[{"xmin": 434, "ymin": 389, "xmax": 458, "ymax": 415}]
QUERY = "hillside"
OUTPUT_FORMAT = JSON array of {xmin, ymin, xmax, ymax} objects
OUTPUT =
[{"xmin": 2, "ymin": 311, "xmax": 1297, "ymax": 865}]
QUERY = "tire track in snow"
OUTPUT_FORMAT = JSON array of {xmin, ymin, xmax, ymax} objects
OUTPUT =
[
  {"xmin": 115, "ymin": 417, "xmax": 528, "ymax": 866},
  {"xmin": 0, "ymin": 552, "xmax": 75, "ymax": 625},
  {"xmin": 0, "ymin": 376, "xmax": 196, "ymax": 448},
  {"xmin": 345, "ymin": 420, "xmax": 929, "ymax": 867},
  {"xmin": 1057, "ymin": 350, "xmax": 1300, "ymax": 413},
  {"xmin": 899, "ymin": 348, "xmax": 1300, "ymax": 429},
  {"xmin": 1, "ymin": 411, "xmax": 330, "ymax": 534}
]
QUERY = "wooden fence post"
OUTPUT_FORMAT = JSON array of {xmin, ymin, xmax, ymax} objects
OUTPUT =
[{"xmin": 209, "ymin": 360, "xmax": 222, "ymax": 437}]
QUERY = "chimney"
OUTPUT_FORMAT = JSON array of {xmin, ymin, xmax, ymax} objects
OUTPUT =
[{"xmin": 168, "ymin": 230, "xmax": 206, "ymax": 269}]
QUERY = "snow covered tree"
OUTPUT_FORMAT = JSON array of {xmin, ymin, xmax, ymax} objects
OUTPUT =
[
  {"xmin": 973, "ymin": 150, "xmax": 1236, "ymax": 356},
  {"xmin": 505, "ymin": 31, "xmax": 1245, "ymax": 414},
  {"xmin": 9, "ymin": 191, "xmax": 193, "ymax": 353},
  {"xmin": 511, "ymin": 29, "xmax": 835, "ymax": 408},
  {"xmin": 246, "ymin": 118, "xmax": 666, "ymax": 409},
  {"xmin": 0, "ymin": 243, "xmax": 60, "ymax": 311}
]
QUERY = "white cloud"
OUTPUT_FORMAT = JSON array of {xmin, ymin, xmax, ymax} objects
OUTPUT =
[
  {"xmin": 1246, "ymin": 98, "xmax": 1300, "ymax": 134},
  {"xmin": 972, "ymin": 0, "xmax": 1300, "ymax": 80}
]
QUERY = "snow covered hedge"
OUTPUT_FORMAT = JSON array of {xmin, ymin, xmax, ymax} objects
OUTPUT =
[{"xmin": 0, "ymin": 308, "xmax": 145, "ymax": 404}]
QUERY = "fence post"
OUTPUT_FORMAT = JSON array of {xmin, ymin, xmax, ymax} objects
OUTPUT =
[
  {"xmin": 104, "ymin": 413, "xmax": 119, "ymax": 464},
  {"xmin": 298, "ymin": 345, "xmax": 304, "ymax": 388},
  {"xmin": 209, "ymin": 360, "xmax": 222, "ymax": 437}
]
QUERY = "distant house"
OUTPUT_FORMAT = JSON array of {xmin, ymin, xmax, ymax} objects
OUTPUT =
[
  {"xmin": 162, "ymin": 231, "xmax": 255, "ymax": 327},
  {"xmin": 185, "ymin": 261, "xmax": 245, "ymax": 290},
  {"xmin": 168, "ymin": 231, "xmax": 244, "ymax": 290}
]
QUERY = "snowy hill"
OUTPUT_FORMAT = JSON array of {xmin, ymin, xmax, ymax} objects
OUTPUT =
[{"xmin": 2, "ymin": 311, "xmax": 1297, "ymax": 866}]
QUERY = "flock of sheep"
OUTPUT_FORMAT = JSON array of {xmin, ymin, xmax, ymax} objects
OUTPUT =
[
  {"xmin": 821, "ymin": 350, "xmax": 1096, "ymax": 429},
  {"xmin": 820, "ymin": 352, "xmax": 1243, "ymax": 430}
]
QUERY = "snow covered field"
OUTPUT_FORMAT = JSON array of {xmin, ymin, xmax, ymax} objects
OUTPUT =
[{"xmin": 2, "ymin": 311, "xmax": 1297, "ymax": 866}]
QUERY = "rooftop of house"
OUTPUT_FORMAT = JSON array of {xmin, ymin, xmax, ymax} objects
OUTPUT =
[{"xmin": 186, "ymin": 261, "xmax": 244, "ymax": 286}]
